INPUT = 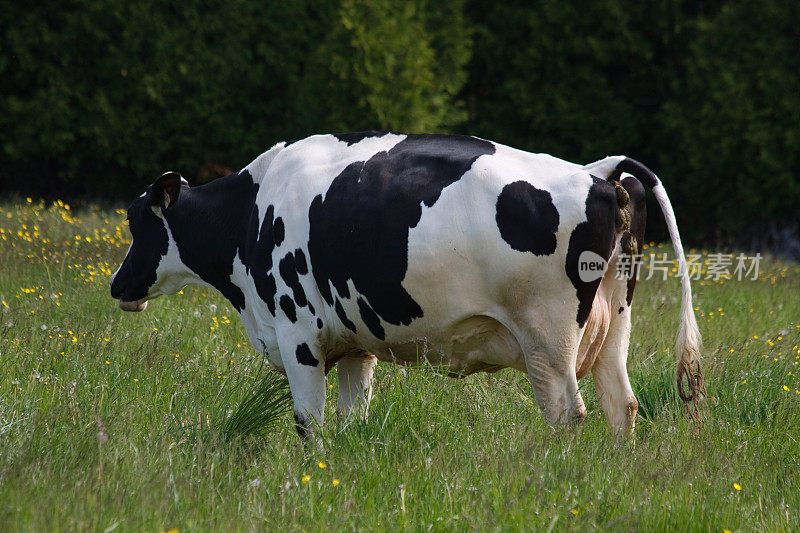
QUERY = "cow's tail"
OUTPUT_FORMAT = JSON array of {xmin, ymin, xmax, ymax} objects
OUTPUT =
[{"xmin": 584, "ymin": 156, "xmax": 705, "ymax": 420}]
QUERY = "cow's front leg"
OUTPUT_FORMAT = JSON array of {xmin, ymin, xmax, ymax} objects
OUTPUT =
[
  {"xmin": 278, "ymin": 335, "xmax": 327, "ymax": 444},
  {"xmin": 337, "ymin": 353, "xmax": 376, "ymax": 419}
]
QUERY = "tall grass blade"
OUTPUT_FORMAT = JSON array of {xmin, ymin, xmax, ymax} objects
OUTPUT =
[{"xmin": 219, "ymin": 365, "xmax": 293, "ymax": 441}]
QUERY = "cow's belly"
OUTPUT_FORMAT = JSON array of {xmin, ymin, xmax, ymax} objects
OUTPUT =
[{"xmin": 350, "ymin": 315, "xmax": 526, "ymax": 374}]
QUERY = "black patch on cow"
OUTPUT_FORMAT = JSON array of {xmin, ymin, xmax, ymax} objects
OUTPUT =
[
  {"xmin": 495, "ymin": 180, "xmax": 559, "ymax": 255},
  {"xmin": 335, "ymin": 281, "xmax": 350, "ymax": 299},
  {"xmin": 279, "ymin": 252, "xmax": 308, "ymax": 308},
  {"xmin": 241, "ymin": 204, "xmax": 278, "ymax": 316},
  {"xmin": 565, "ymin": 177, "xmax": 617, "ymax": 328},
  {"xmin": 618, "ymin": 306, "xmax": 624, "ymax": 314},
  {"xmin": 317, "ymin": 318, "xmax": 323, "ymax": 329},
  {"xmin": 333, "ymin": 131, "xmax": 389, "ymax": 146},
  {"xmin": 273, "ymin": 217, "xmax": 285, "ymax": 247},
  {"xmin": 165, "ymin": 170, "xmax": 258, "ymax": 312},
  {"xmin": 111, "ymin": 198, "xmax": 170, "ymax": 302},
  {"xmin": 279, "ymin": 294, "xmax": 297, "ymax": 323},
  {"xmin": 308, "ymin": 302, "xmax": 315, "ymax": 315},
  {"xmin": 622, "ymin": 175, "xmax": 647, "ymax": 305},
  {"xmin": 357, "ymin": 297, "xmax": 385, "ymax": 340},
  {"xmin": 296, "ymin": 342, "xmax": 319, "ymax": 367},
  {"xmin": 335, "ymin": 298, "xmax": 357, "ymax": 333},
  {"xmin": 308, "ymin": 134, "xmax": 496, "ymax": 328},
  {"xmin": 294, "ymin": 248, "xmax": 308, "ymax": 275}
]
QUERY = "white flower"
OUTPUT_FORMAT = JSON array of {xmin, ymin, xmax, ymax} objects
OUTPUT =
[{"xmin": 209, "ymin": 304, "xmax": 217, "ymax": 313}]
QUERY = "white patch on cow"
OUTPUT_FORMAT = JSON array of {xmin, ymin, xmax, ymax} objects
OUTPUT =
[
  {"xmin": 243, "ymin": 142, "xmax": 286, "ymax": 186},
  {"xmin": 577, "ymin": 250, "xmax": 608, "ymax": 282}
]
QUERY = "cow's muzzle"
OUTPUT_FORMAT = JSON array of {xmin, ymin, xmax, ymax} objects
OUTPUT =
[{"xmin": 119, "ymin": 299, "xmax": 148, "ymax": 312}]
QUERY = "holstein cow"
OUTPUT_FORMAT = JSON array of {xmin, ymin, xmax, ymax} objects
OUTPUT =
[{"xmin": 110, "ymin": 132, "xmax": 704, "ymax": 440}]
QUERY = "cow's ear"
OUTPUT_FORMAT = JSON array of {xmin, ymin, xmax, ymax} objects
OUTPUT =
[{"xmin": 151, "ymin": 171, "xmax": 183, "ymax": 209}]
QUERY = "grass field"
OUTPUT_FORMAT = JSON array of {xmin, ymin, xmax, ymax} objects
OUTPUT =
[{"xmin": 1, "ymin": 198, "xmax": 799, "ymax": 531}]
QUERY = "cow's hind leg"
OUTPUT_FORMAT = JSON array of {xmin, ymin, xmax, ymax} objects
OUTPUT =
[
  {"xmin": 592, "ymin": 305, "xmax": 637, "ymax": 438},
  {"xmin": 591, "ymin": 175, "xmax": 645, "ymax": 439},
  {"xmin": 337, "ymin": 352, "xmax": 376, "ymax": 419}
]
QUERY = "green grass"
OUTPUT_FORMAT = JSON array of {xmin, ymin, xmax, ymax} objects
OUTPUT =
[{"xmin": 1, "ymin": 198, "xmax": 799, "ymax": 531}]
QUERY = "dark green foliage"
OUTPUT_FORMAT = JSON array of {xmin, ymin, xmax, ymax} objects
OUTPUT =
[
  {"xmin": 460, "ymin": 0, "xmax": 731, "ymax": 243},
  {"xmin": 2, "ymin": 0, "xmax": 321, "ymax": 196},
  {"xmin": 292, "ymin": 0, "xmax": 471, "ymax": 133},
  {"xmin": 462, "ymin": 0, "xmax": 797, "ymax": 247},
  {"xmin": 0, "ymin": 0, "xmax": 470, "ymax": 200},
  {"xmin": 660, "ymin": 0, "xmax": 800, "ymax": 244},
  {"xmin": 463, "ymin": 0, "xmax": 651, "ymax": 161},
  {"xmin": 2, "ymin": 0, "xmax": 798, "ymax": 247}
]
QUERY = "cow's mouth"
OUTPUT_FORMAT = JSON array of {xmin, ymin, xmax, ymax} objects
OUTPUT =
[{"xmin": 119, "ymin": 299, "xmax": 148, "ymax": 312}]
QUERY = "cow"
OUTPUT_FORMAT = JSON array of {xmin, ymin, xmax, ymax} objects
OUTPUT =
[{"xmin": 110, "ymin": 132, "xmax": 704, "ymax": 441}]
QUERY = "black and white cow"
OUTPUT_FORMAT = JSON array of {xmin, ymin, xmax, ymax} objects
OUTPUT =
[{"xmin": 110, "ymin": 132, "xmax": 703, "ymax": 440}]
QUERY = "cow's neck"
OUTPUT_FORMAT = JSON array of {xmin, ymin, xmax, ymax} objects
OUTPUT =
[{"xmin": 165, "ymin": 172, "xmax": 260, "ymax": 312}]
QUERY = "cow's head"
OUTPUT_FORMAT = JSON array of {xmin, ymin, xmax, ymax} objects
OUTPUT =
[{"xmin": 110, "ymin": 172, "xmax": 189, "ymax": 312}]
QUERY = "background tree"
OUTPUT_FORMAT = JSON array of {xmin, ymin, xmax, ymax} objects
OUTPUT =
[
  {"xmin": 292, "ymin": 0, "xmax": 470, "ymax": 133},
  {"xmin": 660, "ymin": 0, "xmax": 800, "ymax": 248}
]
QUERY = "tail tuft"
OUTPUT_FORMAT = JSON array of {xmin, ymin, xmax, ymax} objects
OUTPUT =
[{"xmin": 675, "ymin": 300, "xmax": 706, "ymax": 422}]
